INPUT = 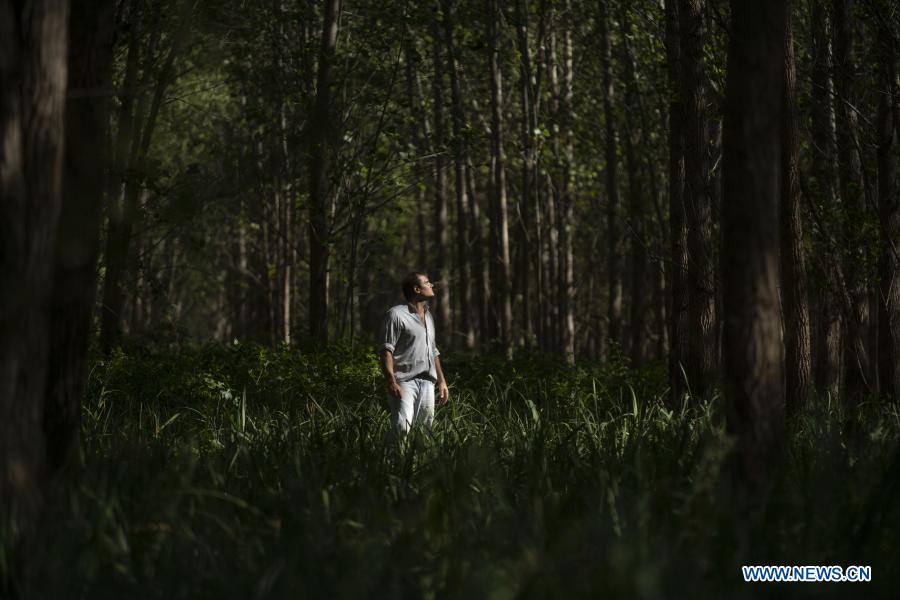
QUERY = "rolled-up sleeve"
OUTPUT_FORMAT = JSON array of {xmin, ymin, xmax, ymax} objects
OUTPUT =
[{"xmin": 380, "ymin": 310, "xmax": 401, "ymax": 353}]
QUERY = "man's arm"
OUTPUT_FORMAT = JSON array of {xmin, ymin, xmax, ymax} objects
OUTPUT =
[
  {"xmin": 434, "ymin": 356, "xmax": 449, "ymax": 404},
  {"xmin": 381, "ymin": 350, "xmax": 402, "ymax": 398}
]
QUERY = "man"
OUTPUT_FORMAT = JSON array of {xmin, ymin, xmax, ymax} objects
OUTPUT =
[{"xmin": 379, "ymin": 272, "xmax": 450, "ymax": 437}]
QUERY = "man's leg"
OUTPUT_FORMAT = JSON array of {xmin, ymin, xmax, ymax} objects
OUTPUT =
[
  {"xmin": 411, "ymin": 378, "xmax": 435, "ymax": 430},
  {"xmin": 389, "ymin": 380, "xmax": 419, "ymax": 438}
]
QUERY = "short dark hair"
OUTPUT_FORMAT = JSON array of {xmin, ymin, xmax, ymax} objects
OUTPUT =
[{"xmin": 402, "ymin": 271, "xmax": 426, "ymax": 301}]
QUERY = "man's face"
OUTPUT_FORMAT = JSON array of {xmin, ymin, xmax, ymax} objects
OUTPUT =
[{"xmin": 415, "ymin": 275, "xmax": 436, "ymax": 300}]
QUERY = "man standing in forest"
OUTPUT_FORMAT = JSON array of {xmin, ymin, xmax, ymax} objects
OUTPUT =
[{"xmin": 379, "ymin": 272, "xmax": 450, "ymax": 437}]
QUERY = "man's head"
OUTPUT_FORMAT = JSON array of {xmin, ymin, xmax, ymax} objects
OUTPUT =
[{"xmin": 402, "ymin": 271, "xmax": 435, "ymax": 302}]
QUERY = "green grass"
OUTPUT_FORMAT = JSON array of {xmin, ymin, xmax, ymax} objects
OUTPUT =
[{"xmin": 13, "ymin": 343, "xmax": 900, "ymax": 598}]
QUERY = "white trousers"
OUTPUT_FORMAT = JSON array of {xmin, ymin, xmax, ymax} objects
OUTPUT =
[{"xmin": 388, "ymin": 377, "xmax": 435, "ymax": 437}]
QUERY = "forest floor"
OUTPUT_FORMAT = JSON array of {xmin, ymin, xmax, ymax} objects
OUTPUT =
[{"xmin": 17, "ymin": 343, "xmax": 900, "ymax": 598}]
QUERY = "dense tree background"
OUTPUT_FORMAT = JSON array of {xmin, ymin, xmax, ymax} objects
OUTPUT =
[
  {"xmin": 1, "ymin": 0, "xmax": 898, "ymax": 595},
  {"xmin": 77, "ymin": 0, "xmax": 896, "ymax": 394},
  {"xmin": 79, "ymin": 0, "xmax": 894, "ymax": 406}
]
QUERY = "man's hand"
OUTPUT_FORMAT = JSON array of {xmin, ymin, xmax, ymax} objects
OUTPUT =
[
  {"xmin": 381, "ymin": 351, "xmax": 402, "ymax": 399},
  {"xmin": 386, "ymin": 377, "xmax": 402, "ymax": 399},
  {"xmin": 434, "ymin": 356, "xmax": 449, "ymax": 406}
]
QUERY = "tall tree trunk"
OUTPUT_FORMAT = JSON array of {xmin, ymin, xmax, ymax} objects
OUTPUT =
[
  {"xmin": 532, "ymin": 3, "xmax": 549, "ymax": 352},
  {"xmin": 640, "ymin": 105, "xmax": 668, "ymax": 363},
  {"xmin": 405, "ymin": 36, "xmax": 429, "ymax": 270},
  {"xmin": 226, "ymin": 146, "xmax": 249, "ymax": 341},
  {"xmin": 249, "ymin": 168, "xmax": 273, "ymax": 343},
  {"xmin": 99, "ymin": 7, "xmax": 141, "ymax": 353},
  {"xmin": 0, "ymin": 0, "xmax": 70, "ymax": 541},
  {"xmin": 620, "ymin": 7, "xmax": 647, "ymax": 367},
  {"xmin": 46, "ymin": 0, "xmax": 115, "ymax": 474},
  {"xmin": 263, "ymin": 172, "xmax": 278, "ymax": 345},
  {"xmin": 652, "ymin": 226, "xmax": 668, "ymax": 361},
  {"xmin": 441, "ymin": 0, "xmax": 473, "ymax": 350},
  {"xmin": 100, "ymin": 1, "xmax": 191, "ymax": 352},
  {"xmin": 514, "ymin": 0, "xmax": 538, "ymax": 347},
  {"xmin": 680, "ymin": 0, "xmax": 716, "ymax": 398},
  {"xmin": 721, "ymin": 0, "xmax": 786, "ymax": 489},
  {"xmin": 833, "ymin": 0, "xmax": 870, "ymax": 400},
  {"xmin": 558, "ymin": 0, "xmax": 575, "ymax": 364},
  {"xmin": 875, "ymin": 12, "xmax": 899, "ymax": 401},
  {"xmin": 810, "ymin": 0, "xmax": 843, "ymax": 400},
  {"xmin": 488, "ymin": 0, "xmax": 514, "ymax": 353},
  {"xmin": 465, "ymin": 157, "xmax": 488, "ymax": 348},
  {"xmin": 430, "ymin": 19, "xmax": 453, "ymax": 341},
  {"xmin": 599, "ymin": 0, "xmax": 623, "ymax": 357},
  {"xmin": 274, "ymin": 0, "xmax": 292, "ymax": 345},
  {"xmin": 547, "ymin": 26, "xmax": 561, "ymax": 354},
  {"xmin": 225, "ymin": 218, "xmax": 241, "ymax": 340},
  {"xmin": 308, "ymin": 0, "xmax": 341, "ymax": 343},
  {"xmin": 780, "ymin": 5, "xmax": 811, "ymax": 416},
  {"xmin": 665, "ymin": 0, "xmax": 689, "ymax": 402}
]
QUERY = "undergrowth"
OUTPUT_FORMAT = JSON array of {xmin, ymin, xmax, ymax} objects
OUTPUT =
[{"xmin": 13, "ymin": 342, "xmax": 900, "ymax": 598}]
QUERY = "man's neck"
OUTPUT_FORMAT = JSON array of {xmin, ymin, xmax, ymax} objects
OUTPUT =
[{"xmin": 410, "ymin": 299, "xmax": 428, "ymax": 316}]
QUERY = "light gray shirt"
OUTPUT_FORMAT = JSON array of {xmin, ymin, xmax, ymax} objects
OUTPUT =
[{"xmin": 379, "ymin": 303, "xmax": 440, "ymax": 382}]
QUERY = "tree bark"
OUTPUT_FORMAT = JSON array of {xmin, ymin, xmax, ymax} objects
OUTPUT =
[
  {"xmin": 430, "ymin": 16, "xmax": 453, "ymax": 342},
  {"xmin": 875, "ymin": 12, "xmax": 899, "ymax": 401},
  {"xmin": 531, "ymin": 4, "xmax": 550, "ymax": 353},
  {"xmin": 680, "ymin": 0, "xmax": 716, "ymax": 398},
  {"xmin": 273, "ymin": 0, "xmax": 293, "ymax": 345},
  {"xmin": 45, "ymin": 0, "xmax": 115, "ymax": 476},
  {"xmin": 721, "ymin": 0, "xmax": 786, "ymax": 489},
  {"xmin": 833, "ymin": 0, "xmax": 870, "ymax": 401},
  {"xmin": 809, "ymin": 0, "xmax": 843, "ymax": 400},
  {"xmin": 307, "ymin": 0, "xmax": 341, "ymax": 343},
  {"xmin": 0, "ymin": 0, "xmax": 70, "ymax": 539},
  {"xmin": 488, "ymin": 0, "xmax": 514, "ymax": 353},
  {"xmin": 780, "ymin": 5, "xmax": 812, "ymax": 416},
  {"xmin": 637, "ymin": 90, "xmax": 668, "ymax": 363},
  {"xmin": 546, "ymin": 25, "xmax": 561, "ymax": 354},
  {"xmin": 620, "ymin": 7, "xmax": 648, "ymax": 368},
  {"xmin": 464, "ymin": 155, "xmax": 488, "ymax": 348},
  {"xmin": 599, "ymin": 0, "xmax": 623, "ymax": 357},
  {"xmin": 99, "ymin": 5, "xmax": 141, "ymax": 353},
  {"xmin": 665, "ymin": 0, "xmax": 689, "ymax": 402},
  {"xmin": 441, "ymin": 0, "xmax": 473, "ymax": 350},
  {"xmin": 404, "ymin": 36, "xmax": 429, "ymax": 271},
  {"xmin": 558, "ymin": 0, "xmax": 576, "ymax": 364},
  {"xmin": 514, "ymin": 0, "xmax": 539, "ymax": 347}
]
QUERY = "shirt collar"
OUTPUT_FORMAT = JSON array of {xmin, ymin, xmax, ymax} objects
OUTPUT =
[{"xmin": 406, "ymin": 302, "xmax": 429, "ymax": 314}]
